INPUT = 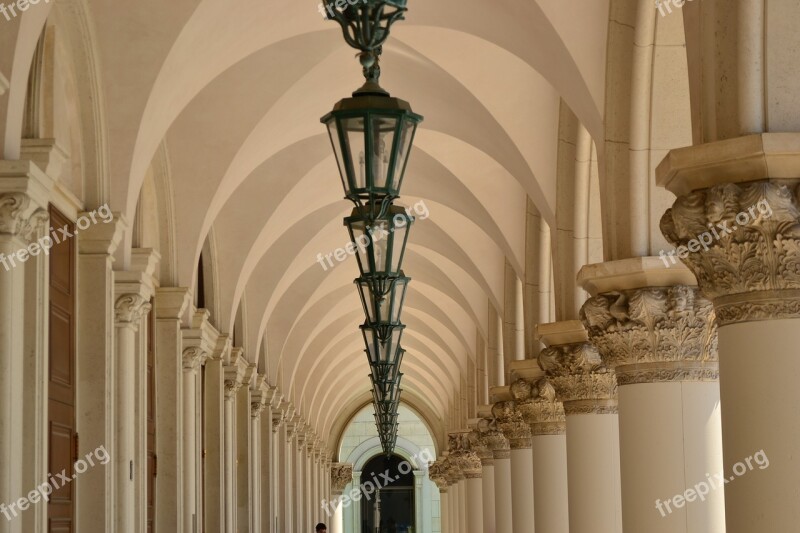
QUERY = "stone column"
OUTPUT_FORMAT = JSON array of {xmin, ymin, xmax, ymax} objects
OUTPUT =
[
  {"xmin": 154, "ymin": 288, "xmax": 190, "ymax": 533},
  {"xmin": 496, "ymin": 315, "xmax": 506, "ymax": 386},
  {"xmin": 264, "ymin": 391, "xmax": 282, "ymax": 533},
  {"xmin": 76, "ymin": 202, "xmax": 125, "ymax": 533},
  {"xmin": 458, "ymin": 477, "xmax": 467, "ymax": 533},
  {"xmin": 439, "ymin": 487, "xmax": 450, "ymax": 533},
  {"xmin": 329, "ymin": 463, "xmax": 353, "ymax": 533},
  {"xmin": 444, "ymin": 460, "xmax": 461, "ymax": 533},
  {"xmin": 250, "ymin": 378, "xmax": 269, "ymax": 533},
  {"xmin": 203, "ymin": 338, "xmax": 229, "ymax": 533},
  {"xmin": 495, "ymin": 400, "xmax": 535, "ymax": 533},
  {"xmin": 468, "ymin": 428, "xmax": 495, "ymax": 533},
  {"xmin": 113, "ymin": 290, "xmax": 152, "ymax": 533},
  {"xmin": 428, "ymin": 461, "xmax": 448, "ymax": 533},
  {"xmin": 182, "ymin": 310, "xmax": 222, "ymax": 532},
  {"xmin": 280, "ymin": 406, "xmax": 295, "ymax": 533},
  {"xmin": 223, "ymin": 355, "xmax": 246, "ymax": 532},
  {"xmin": 0, "ymin": 174, "xmax": 51, "ymax": 533},
  {"xmin": 580, "ymin": 259, "xmax": 725, "ymax": 533},
  {"xmin": 659, "ymin": 148, "xmax": 800, "ymax": 531},
  {"xmin": 539, "ymin": 321, "xmax": 622, "ymax": 533},
  {"xmin": 483, "ymin": 425, "xmax": 511, "ymax": 533},
  {"xmin": 350, "ymin": 469, "xmax": 361, "ymax": 533},
  {"xmin": 236, "ymin": 361, "xmax": 255, "ymax": 532},
  {"xmin": 181, "ymin": 346, "xmax": 207, "ymax": 532},
  {"xmin": 513, "ymin": 374, "xmax": 569, "ymax": 533},
  {"xmin": 295, "ymin": 427, "xmax": 307, "ymax": 532},
  {"xmin": 464, "ymin": 455, "xmax": 483, "ymax": 533}
]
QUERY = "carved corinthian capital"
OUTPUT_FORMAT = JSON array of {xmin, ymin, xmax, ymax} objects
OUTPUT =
[
  {"xmin": 473, "ymin": 417, "xmax": 509, "ymax": 461},
  {"xmin": 224, "ymin": 379, "xmax": 242, "ymax": 399},
  {"xmin": 467, "ymin": 428, "xmax": 495, "ymax": 466},
  {"xmin": 661, "ymin": 180, "xmax": 800, "ymax": 325},
  {"xmin": 330, "ymin": 463, "xmax": 354, "ymax": 494},
  {"xmin": 0, "ymin": 193, "xmax": 30, "ymax": 234},
  {"xmin": 428, "ymin": 461, "xmax": 450, "ymax": 490},
  {"xmin": 115, "ymin": 294, "xmax": 151, "ymax": 326},
  {"xmin": 511, "ymin": 378, "xmax": 566, "ymax": 435},
  {"xmin": 492, "ymin": 401, "xmax": 532, "ymax": 450},
  {"xmin": 182, "ymin": 346, "xmax": 208, "ymax": 372},
  {"xmin": 538, "ymin": 342, "xmax": 617, "ymax": 415},
  {"xmin": 581, "ymin": 286, "xmax": 719, "ymax": 384}
]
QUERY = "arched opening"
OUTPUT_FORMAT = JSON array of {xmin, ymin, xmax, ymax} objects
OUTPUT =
[
  {"xmin": 339, "ymin": 403, "xmax": 440, "ymax": 532},
  {"xmin": 360, "ymin": 454, "xmax": 415, "ymax": 533}
]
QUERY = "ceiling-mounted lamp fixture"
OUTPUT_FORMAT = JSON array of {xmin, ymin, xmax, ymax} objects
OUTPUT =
[{"xmin": 321, "ymin": 0, "xmax": 422, "ymax": 456}]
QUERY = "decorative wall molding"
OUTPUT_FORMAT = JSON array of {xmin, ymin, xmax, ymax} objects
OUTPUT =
[{"xmin": 662, "ymin": 180, "xmax": 800, "ymax": 325}]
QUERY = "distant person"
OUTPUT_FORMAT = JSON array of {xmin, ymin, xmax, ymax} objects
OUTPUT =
[{"xmin": 315, "ymin": 523, "xmax": 327, "ymax": 533}]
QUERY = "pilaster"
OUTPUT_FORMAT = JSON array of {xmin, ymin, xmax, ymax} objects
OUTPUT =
[
  {"xmin": 154, "ymin": 287, "xmax": 190, "ymax": 533},
  {"xmin": 75, "ymin": 208, "xmax": 126, "ymax": 533}
]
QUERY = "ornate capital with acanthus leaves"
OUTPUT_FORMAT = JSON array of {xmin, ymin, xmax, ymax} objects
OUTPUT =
[
  {"xmin": 428, "ymin": 461, "xmax": 449, "ymax": 490},
  {"xmin": 467, "ymin": 428, "xmax": 495, "ymax": 466},
  {"xmin": 581, "ymin": 286, "xmax": 718, "ymax": 384},
  {"xmin": 538, "ymin": 342, "xmax": 617, "ymax": 415},
  {"xmin": 492, "ymin": 401, "xmax": 532, "ymax": 450},
  {"xmin": 114, "ymin": 294, "xmax": 151, "ymax": 327},
  {"xmin": 224, "ymin": 379, "xmax": 243, "ymax": 400},
  {"xmin": 182, "ymin": 346, "xmax": 208, "ymax": 372},
  {"xmin": 446, "ymin": 432, "xmax": 482, "ymax": 478},
  {"xmin": 661, "ymin": 180, "xmax": 800, "ymax": 325},
  {"xmin": 0, "ymin": 192, "xmax": 49, "ymax": 242},
  {"xmin": 330, "ymin": 463, "xmax": 353, "ymax": 494},
  {"xmin": 510, "ymin": 378, "xmax": 566, "ymax": 435}
]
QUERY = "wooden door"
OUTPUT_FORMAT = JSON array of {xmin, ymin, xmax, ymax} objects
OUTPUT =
[{"xmin": 48, "ymin": 205, "xmax": 76, "ymax": 533}]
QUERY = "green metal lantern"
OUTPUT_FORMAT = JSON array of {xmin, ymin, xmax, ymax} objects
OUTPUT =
[
  {"xmin": 371, "ymin": 370, "xmax": 403, "ymax": 403},
  {"xmin": 362, "ymin": 323, "xmax": 404, "ymax": 366},
  {"xmin": 345, "ymin": 205, "xmax": 412, "ymax": 278},
  {"xmin": 323, "ymin": 0, "xmax": 420, "ymax": 457},
  {"xmin": 356, "ymin": 276, "xmax": 408, "ymax": 326},
  {"xmin": 322, "ymin": 97, "xmax": 422, "ymax": 207}
]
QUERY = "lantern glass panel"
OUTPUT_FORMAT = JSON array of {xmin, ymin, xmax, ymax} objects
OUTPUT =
[
  {"xmin": 370, "ymin": 115, "xmax": 398, "ymax": 190},
  {"xmin": 356, "ymin": 277, "xmax": 408, "ymax": 325},
  {"xmin": 342, "ymin": 116, "xmax": 367, "ymax": 192},
  {"xmin": 326, "ymin": 121, "xmax": 348, "ymax": 195},
  {"xmin": 372, "ymin": 219, "xmax": 390, "ymax": 274},
  {"xmin": 389, "ymin": 221, "xmax": 408, "ymax": 274},
  {"xmin": 362, "ymin": 325, "xmax": 403, "ymax": 365},
  {"xmin": 393, "ymin": 118, "xmax": 416, "ymax": 192}
]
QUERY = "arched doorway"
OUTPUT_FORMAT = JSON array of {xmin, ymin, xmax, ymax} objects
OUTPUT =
[{"xmin": 361, "ymin": 455, "xmax": 415, "ymax": 533}]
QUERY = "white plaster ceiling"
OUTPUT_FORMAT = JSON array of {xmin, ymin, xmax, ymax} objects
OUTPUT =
[{"xmin": 1, "ymin": 0, "xmax": 610, "ymax": 439}]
